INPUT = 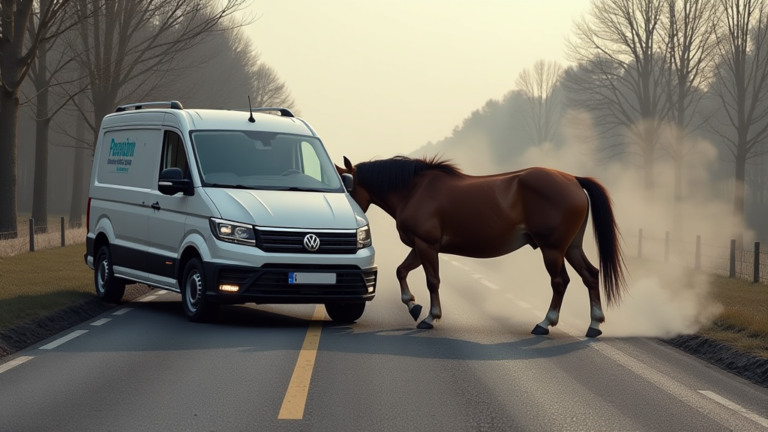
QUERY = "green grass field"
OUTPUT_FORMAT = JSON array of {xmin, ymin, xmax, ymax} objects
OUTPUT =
[
  {"xmin": 0, "ymin": 244, "xmax": 93, "ymax": 331},
  {"xmin": 699, "ymin": 275, "xmax": 768, "ymax": 358}
]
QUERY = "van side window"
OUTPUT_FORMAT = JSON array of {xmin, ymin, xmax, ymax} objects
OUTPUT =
[
  {"xmin": 300, "ymin": 141, "xmax": 322, "ymax": 181},
  {"xmin": 161, "ymin": 131, "xmax": 189, "ymax": 179}
]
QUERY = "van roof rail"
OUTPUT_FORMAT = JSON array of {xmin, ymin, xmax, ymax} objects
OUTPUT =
[
  {"xmin": 229, "ymin": 107, "xmax": 295, "ymax": 118},
  {"xmin": 115, "ymin": 101, "xmax": 184, "ymax": 112}
]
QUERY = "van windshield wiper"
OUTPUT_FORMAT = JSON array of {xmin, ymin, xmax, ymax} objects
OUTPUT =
[
  {"xmin": 282, "ymin": 187, "xmax": 327, "ymax": 192},
  {"xmin": 208, "ymin": 183, "xmax": 255, "ymax": 189}
]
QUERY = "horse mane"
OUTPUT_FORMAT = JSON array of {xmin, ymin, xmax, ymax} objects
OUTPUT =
[{"xmin": 355, "ymin": 155, "xmax": 462, "ymax": 197}]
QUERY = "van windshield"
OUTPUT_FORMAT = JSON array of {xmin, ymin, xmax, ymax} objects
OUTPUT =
[{"xmin": 190, "ymin": 130, "xmax": 343, "ymax": 192}]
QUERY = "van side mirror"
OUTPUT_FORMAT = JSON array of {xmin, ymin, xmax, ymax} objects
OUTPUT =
[
  {"xmin": 159, "ymin": 168, "xmax": 193, "ymax": 196},
  {"xmin": 341, "ymin": 173, "xmax": 353, "ymax": 192}
]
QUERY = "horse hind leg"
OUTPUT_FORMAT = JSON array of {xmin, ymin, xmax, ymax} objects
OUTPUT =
[
  {"xmin": 565, "ymin": 246, "xmax": 604, "ymax": 338},
  {"xmin": 397, "ymin": 249, "xmax": 423, "ymax": 321},
  {"xmin": 532, "ymin": 247, "xmax": 570, "ymax": 336}
]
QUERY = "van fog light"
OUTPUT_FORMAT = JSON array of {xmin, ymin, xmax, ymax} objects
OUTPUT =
[
  {"xmin": 219, "ymin": 284, "xmax": 239, "ymax": 292},
  {"xmin": 367, "ymin": 287, "xmax": 374, "ymax": 293}
]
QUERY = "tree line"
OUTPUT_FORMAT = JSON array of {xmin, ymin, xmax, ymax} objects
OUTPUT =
[
  {"xmin": 415, "ymin": 0, "xmax": 768, "ymax": 249},
  {"xmin": 0, "ymin": 1, "xmax": 297, "ymax": 238}
]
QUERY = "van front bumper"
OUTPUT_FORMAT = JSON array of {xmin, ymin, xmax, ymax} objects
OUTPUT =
[{"xmin": 202, "ymin": 262, "xmax": 377, "ymax": 305}]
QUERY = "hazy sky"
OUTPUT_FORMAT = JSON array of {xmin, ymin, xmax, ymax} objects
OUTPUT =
[{"xmin": 245, "ymin": 1, "xmax": 591, "ymax": 164}]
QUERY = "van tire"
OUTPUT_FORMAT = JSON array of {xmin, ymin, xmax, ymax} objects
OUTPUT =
[
  {"xmin": 324, "ymin": 302, "xmax": 365, "ymax": 323},
  {"xmin": 181, "ymin": 257, "xmax": 219, "ymax": 322},
  {"xmin": 94, "ymin": 245, "xmax": 126, "ymax": 303}
]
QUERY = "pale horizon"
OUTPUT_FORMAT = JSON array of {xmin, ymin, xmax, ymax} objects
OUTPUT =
[{"xmin": 245, "ymin": 1, "xmax": 591, "ymax": 166}]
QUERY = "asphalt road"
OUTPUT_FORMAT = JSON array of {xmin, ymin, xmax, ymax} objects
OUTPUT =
[{"xmin": 2, "ymin": 211, "xmax": 768, "ymax": 431}]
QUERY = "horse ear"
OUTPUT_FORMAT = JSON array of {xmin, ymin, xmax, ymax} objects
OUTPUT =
[
  {"xmin": 335, "ymin": 164, "xmax": 346, "ymax": 175},
  {"xmin": 343, "ymin": 156, "xmax": 354, "ymax": 171}
]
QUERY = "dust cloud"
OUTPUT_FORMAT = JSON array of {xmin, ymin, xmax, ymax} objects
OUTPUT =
[{"xmin": 368, "ymin": 109, "xmax": 736, "ymax": 338}]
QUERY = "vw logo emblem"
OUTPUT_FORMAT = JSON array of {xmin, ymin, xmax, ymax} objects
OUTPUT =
[{"xmin": 303, "ymin": 234, "xmax": 320, "ymax": 252}]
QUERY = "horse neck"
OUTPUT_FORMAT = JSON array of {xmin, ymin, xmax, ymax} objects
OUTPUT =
[{"xmin": 370, "ymin": 190, "xmax": 408, "ymax": 219}]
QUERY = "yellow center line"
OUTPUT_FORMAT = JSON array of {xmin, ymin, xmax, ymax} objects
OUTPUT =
[{"xmin": 278, "ymin": 304, "xmax": 326, "ymax": 420}]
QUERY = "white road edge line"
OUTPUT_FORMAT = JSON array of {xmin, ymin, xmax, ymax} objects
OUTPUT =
[
  {"xmin": 0, "ymin": 356, "xmax": 34, "ymax": 374},
  {"xmin": 90, "ymin": 318, "xmax": 111, "ymax": 326},
  {"xmin": 515, "ymin": 300, "xmax": 532, "ymax": 309},
  {"xmin": 480, "ymin": 279, "xmax": 500, "ymax": 290},
  {"xmin": 139, "ymin": 295, "xmax": 158, "ymax": 302},
  {"xmin": 698, "ymin": 390, "xmax": 768, "ymax": 428},
  {"xmin": 463, "ymin": 268, "xmax": 768, "ymax": 430},
  {"xmin": 38, "ymin": 330, "xmax": 88, "ymax": 350},
  {"xmin": 112, "ymin": 308, "xmax": 133, "ymax": 316}
]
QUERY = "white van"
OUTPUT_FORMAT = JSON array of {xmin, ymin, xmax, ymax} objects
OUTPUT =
[{"xmin": 84, "ymin": 101, "xmax": 376, "ymax": 323}]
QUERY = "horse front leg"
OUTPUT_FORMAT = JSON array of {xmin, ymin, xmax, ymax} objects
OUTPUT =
[
  {"xmin": 397, "ymin": 249, "xmax": 423, "ymax": 321},
  {"xmin": 413, "ymin": 238, "xmax": 442, "ymax": 330}
]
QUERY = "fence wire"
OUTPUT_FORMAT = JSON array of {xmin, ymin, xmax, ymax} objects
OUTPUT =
[
  {"xmin": 0, "ymin": 217, "xmax": 87, "ymax": 258},
  {"xmin": 625, "ymin": 227, "xmax": 768, "ymax": 285}
]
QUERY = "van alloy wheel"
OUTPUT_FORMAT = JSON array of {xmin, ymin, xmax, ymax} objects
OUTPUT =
[
  {"xmin": 93, "ymin": 245, "xmax": 126, "ymax": 303},
  {"xmin": 181, "ymin": 257, "xmax": 219, "ymax": 322},
  {"xmin": 185, "ymin": 270, "xmax": 203, "ymax": 313}
]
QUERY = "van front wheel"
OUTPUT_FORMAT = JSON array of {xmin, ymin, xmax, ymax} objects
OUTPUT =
[
  {"xmin": 94, "ymin": 246, "xmax": 126, "ymax": 303},
  {"xmin": 181, "ymin": 258, "xmax": 219, "ymax": 322},
  {"xmin": 324, "ymin": 302, "xmax": 366, "ymax": 323}
]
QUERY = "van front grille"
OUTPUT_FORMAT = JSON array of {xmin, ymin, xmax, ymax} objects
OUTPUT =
[{"xmin": 255, "ymin": 229, "xmax": 358, "ymax": 254}]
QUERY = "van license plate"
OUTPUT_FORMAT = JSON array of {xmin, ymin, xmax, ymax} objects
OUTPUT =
[{"xmin": 288, "ymin": 272, "xmax": 336, "ymax": 284}]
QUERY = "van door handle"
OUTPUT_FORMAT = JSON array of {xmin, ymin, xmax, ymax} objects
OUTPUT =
[{"xmin": 151, "ymin": 202, "xmax": 161, "ymax": 210}]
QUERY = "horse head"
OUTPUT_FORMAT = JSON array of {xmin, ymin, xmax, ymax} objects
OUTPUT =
[{"xmin": 335, "ymin": 156, "xmax": 373, "ymax": 212}]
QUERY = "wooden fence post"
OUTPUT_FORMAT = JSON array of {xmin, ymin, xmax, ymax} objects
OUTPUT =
[
  {"xmin": 755, "ymin": 242, "xmax": 760, "ymax": 283},
  {"xmin": 638, "ymin": 228, "xmax": 643, "ymax": 258},
  {"xmin": 664, "ymin": 231, "xmax": 670, "ymax": 263},
  {"xmin": 729, "ymin": 239, "xmax": 736, "ymax": 278},
  {"xmin": 61, "ymin": 217, "xmax": 65, "ymax": 247},
  {"xmin": 29, "ymin": 218, "xmax": 34, "ymax": 252},
  {"xmin": 695, "ymin": 235, "xmax": 701, "ymax": 270}
]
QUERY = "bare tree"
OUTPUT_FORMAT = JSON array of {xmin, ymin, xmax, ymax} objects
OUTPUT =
[
  {"xmin": 184, "ymin": 27, "xmax": 297, "ymax": 111},
  {"xmin": 0, "ymin": 0, "xmax": 80, "ymax": 239},
  {"xmin": 26, "ymin": 1, "xmax": 89, "ymax": 233},
  {"xmin": 67, "ymin": 91, "xmax": 89, "ymax": 228},
  {"xmin": 708, "ymin": 0, "xmax": 768, "ymax": 248},
  {"xmin": 71, "ymin": 0, "xmax": 250, "ymax": 151},
  {"xmin": 564, "ymin": 0, "xmax": 671, "ymax": 202},
  {"xmin": 663, "ymin": 0, "xmax": 719, "ymax": 235},
  {"xmin": 250, "ymin": 63, "xmax": 297, "ymax": 111},
  {"xmin": 515, "ymin": 59, "xmax": 564, "ymax": 147}
]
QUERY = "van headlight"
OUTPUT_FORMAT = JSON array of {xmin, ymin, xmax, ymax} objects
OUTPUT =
[
  {"xmin": 357, "ymin": 225, "xmax": 372, "ymax": 249},
  {"xmin": 210, "ymin": 218, "xmax": 256, "ymax": 246}
]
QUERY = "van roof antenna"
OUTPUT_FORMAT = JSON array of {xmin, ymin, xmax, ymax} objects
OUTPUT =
[{"xmin": 247, "ymin": 96, "xmax": 255, "ymax": 123}]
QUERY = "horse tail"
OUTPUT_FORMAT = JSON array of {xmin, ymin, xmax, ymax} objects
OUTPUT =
[{"xmin": 575, "ymin": 176, "xmax": 628, "ymax": 307}]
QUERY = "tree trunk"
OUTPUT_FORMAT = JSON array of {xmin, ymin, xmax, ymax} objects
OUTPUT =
[
  {"xmin": 69, "ymin": 103, "xmax": 88, "ymax": 228},
  {"xmin": 31, "ymin": 38, "xmax": 50, "ymax": 234},
  {"xmin": 733, "ymin": 150, "xmax": 747, "ymax": 250},
  {"xmin": 0, "ymin": 90, "xmax": 20, "ymax": 240},
  {"xmin": 643, "ymin": 146, "xmax": 655, "ymax": 204},
  {"xmin": 673, "ymin": 153, "xmax": 684, "ymax": 240}
]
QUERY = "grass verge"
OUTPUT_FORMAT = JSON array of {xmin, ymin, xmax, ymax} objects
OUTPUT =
[
  {"xmin": 0, "ymin": 243, "xmax": 93, "ymax": 332},
  {"xmin": 700, "ymin": 275, "xmax": 768, "ymax": 359}
]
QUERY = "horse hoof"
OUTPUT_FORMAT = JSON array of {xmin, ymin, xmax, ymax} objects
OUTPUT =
[
  {"xmin": 585, "ymin": 327, "xmax": 602, "ymax": 338},
  {"xmin": 531, "ymin": 324, "xmax": 549, "ymax": 335},
  {"xmin": 409, "ymin": 304, "xmax": 423, "ymax": 321},
  {"xmin": 417, "ymin": 320, "xmax": 434, "ymax": 330}
]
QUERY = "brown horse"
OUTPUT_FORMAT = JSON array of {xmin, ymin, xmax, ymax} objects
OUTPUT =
[{"xmin": 336, "ymin": 155, "xmax": 628, "ymax": 338}]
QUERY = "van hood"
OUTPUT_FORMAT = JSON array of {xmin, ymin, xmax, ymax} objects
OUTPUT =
[{"xmin": 202, "ymin": 188, "xmax": 367, "ymax": 229}]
